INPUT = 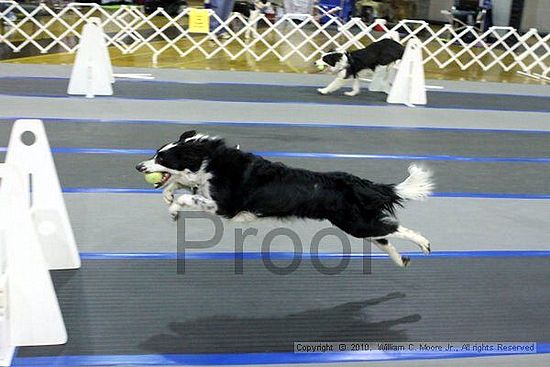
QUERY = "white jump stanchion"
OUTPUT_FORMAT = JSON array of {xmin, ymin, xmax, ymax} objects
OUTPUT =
[
  {"xmin": 0, "ymin": 164, "xmax": 67, "ymax": 367},
  {"xmin": 67, "ymin": 17, "xmax": 114, "ymax": 98},
  {"xmin": 5, "ymin": 119, "xmax": 81, "ymax": 270},
  {"xmin": 95, "ymin": 18, "xmax": 114, "ymax": 85},
  {"xmin": 387, "ymin": 38, "xmax": 427, "ymax": 106},
  {"xmin": 0, "ymin": 241, "xmax": 14, "ymax": 367}
]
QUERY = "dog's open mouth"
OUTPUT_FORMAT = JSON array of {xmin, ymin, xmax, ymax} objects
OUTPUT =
[{"xmin": 154, "ymin": 172, "xmax": 172, "ymax": 189}]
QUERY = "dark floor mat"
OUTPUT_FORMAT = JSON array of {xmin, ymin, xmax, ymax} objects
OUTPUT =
[
  {"xmin": 1, "ymin": 77, "xmax": 549, "ymax": 112},
  {"xmin": 1, "ymin": 119, "xmax": 549, "ymax": 158},
  {"xmin": 17, "ymin": 257, "xmax": 550, "ymax": 358},
  {"xmin": 1, "ymin": 151, "xmax": 548, "ymax": 195}
]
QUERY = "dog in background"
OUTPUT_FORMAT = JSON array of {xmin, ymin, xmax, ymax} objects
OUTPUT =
[
  {"xmin": 315, "ymin": 38, "xmax": 404, "ymax": 96},
  {"xmin": 232, "ymin": 0, "xmax": 273, "ymax": 39},
  {"xmin": 136, "ymin": 131, "xmax": 434, "ymax": 267}
]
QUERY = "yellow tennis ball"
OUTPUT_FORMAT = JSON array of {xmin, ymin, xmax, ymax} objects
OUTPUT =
[
  {"xmin": 317, "ymin": 64, "xmax": 325, "ymax": 71},
  {"xmin": 144, "ymin": 172, "xmax": 163, "ymax": 185}
]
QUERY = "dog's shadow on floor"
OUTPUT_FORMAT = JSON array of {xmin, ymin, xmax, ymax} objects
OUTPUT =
[{"xmin": 139, "ymin": 292, "xmax": 420, "ymax": 354}]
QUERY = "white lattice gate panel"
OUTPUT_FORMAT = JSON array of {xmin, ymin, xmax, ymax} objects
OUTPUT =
[{"xmin": 1, "ymin": 1, "xmax": 548, "ymax": 75}]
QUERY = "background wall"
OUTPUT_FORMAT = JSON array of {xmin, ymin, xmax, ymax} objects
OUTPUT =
[
  {"xmin": 409, "ymin": 0, "xmax": 548, "ymax": 32},
  {"xmin": 521, "ymin": 0, "xmax": 550, "ymax": 32},
  {"xmin": 425, "ymin": 0, "xmax": 512, "ymax": 26},
  {"xmin": 428, "ymin": 0, "xmax": 453, "ymax": 22},
  {"xmin": 492, "ymin": 0, "xmax": 512, "ymax": 26}
]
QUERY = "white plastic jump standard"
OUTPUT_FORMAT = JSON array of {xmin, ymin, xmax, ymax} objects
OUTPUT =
[
  {"xmin": 0, "ymin": 164, "xmax": 68, "ymax": 367},
  {"xmin": 0, "ymin": 255, "xmax": 13, "ymax": 367},
  {"xmin": 387, "ymin": 38, "xmax": 427, "ymax": 106},
  {"xmin": 67, "ymin": 17, "xmax": 114, "ymax": 98},
  {"xmin": 5, "ymin": 119, "xmax": 81, "ymax": 270}
]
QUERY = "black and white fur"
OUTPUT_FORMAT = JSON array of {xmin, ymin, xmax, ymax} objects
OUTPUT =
[
  {"xmin": 136, "ymin": 131, "xmax": 434, "ymax": 267},
  {"xmin": 315, "ymin": 39, "xmax": 404, "ymax": 96},
  {"xmin": 232, "ymin": 0, "xmax": 272, "ymax": 39}
]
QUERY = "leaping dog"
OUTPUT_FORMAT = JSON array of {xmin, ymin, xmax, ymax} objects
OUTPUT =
[{"xmin": 136, "ymin": 131, "xmax": 434, "ymax": 267}]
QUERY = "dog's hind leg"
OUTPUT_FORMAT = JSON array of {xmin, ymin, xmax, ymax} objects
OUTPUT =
[
  {"xmin": 344, "ymin": 78, "xmax": 361, "ymax": 96},
  {"xmin": 373, "ymin": 238, "xmax": 410, "ymax": 267},
  {"xmin": 382, "ymin": 226, "xmax": 431, "ymax": 255},
  {"xmin": 330, "ymin": 215, "xmax": 408, "ymax": 267}
]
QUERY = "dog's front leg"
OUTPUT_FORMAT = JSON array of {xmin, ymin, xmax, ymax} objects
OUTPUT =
[
  {"xmin": 318, "ymin": 71, "xmax": 348, "ymax": 95},
  {"xmin": 168, "ymin": 194, "xmax": 218, "ymax": 221},
  {"xmin": 163, "ymin": 182, "xmax": 180, "ymax": 205},
  {"xmin": 344, "ymin": 78, "xmax": 361, "ymax": 96}
]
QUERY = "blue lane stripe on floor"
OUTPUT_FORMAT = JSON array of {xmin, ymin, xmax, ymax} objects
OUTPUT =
[
  {"xmin": 1, "ymin": 147, "xmax": 549, "ymax": 164},
  {"xmin": 12, "ymin": 343, "xmax": 550, "ymax": 366},
  {"xmin": 258, "ymin": 151, "xmax": 550, "ymax": 164},
  {"xmin": 3, "ymin": 117, "xmax": 550, "ymax": 134},
  {"xmin": 60, "ymin": 187, "xmax": 550, "ymax": 199},
  {"xmin": 79, "ymin": 251, "xmax": 550, "ymax": 260}
]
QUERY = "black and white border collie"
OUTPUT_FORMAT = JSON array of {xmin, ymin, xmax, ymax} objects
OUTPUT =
[
  {"xmin": 136, "ymin": 131, "xmax": 434, "ymax": 267},
  {"xmin": 315, "ymin": 38, "xmax": 404, "ymax": 96}
]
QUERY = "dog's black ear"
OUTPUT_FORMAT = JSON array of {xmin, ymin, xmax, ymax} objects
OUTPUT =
[{"xmin": 179, "ymin": 130, "xmax": 197, "ymax": 141}]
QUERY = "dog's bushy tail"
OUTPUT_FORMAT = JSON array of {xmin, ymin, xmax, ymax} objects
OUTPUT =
[{"xmin": 395, "ymin": 164, "xmax": 434, "ymax": 201}]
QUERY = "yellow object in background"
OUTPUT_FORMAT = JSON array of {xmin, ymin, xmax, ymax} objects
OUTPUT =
[{"xmin": 188, "ymin": 8, "xmax": 210, "ymax": 34}]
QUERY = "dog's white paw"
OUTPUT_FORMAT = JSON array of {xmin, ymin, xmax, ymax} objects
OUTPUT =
[
  {"xmin": 231, "ymin": 211, "xmax": 258, "ymax": 222},
  {"xmin": 344, "ymin": 90, "xmax": 359, "ymax": 96},
  {"xmin": 168, "ymin": 203, "xmax": 181, "ymax": 221},
  {"xmin": 169, "ymin": 211, "xmax": 179, "ymax": 221},
  {"xmin": 317, "ymin": 88, "xmax": 329, "ymax": 95},
  {"xmin": 419, "ymin": 241, "xmax": 431, "ymax": 255},
  {"xmin": 178, "ymin": 194, "xmax": 194, "ymax": 207},
  {"xmin": 163, "ymin": 190, "xmax": 174, "ymax": 205}
]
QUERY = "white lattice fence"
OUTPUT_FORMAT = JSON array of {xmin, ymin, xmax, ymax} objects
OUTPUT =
[{"xmin": 1, "ymin": 1, "xmax": 548, "ymax": 76}]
